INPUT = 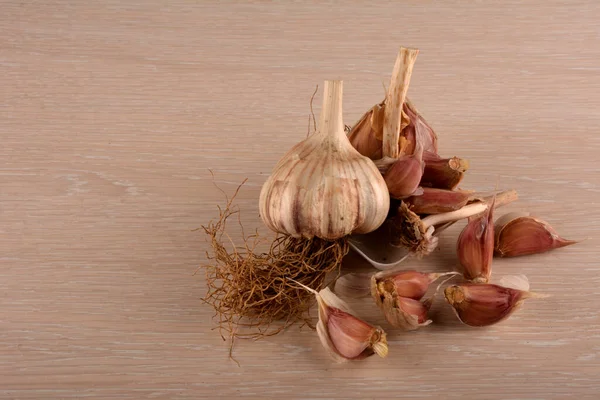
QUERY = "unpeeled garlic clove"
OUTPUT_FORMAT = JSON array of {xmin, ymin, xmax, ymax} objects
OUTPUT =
[
  {"xmin": 313, "ymin": 287, "xmax": 388, "ymax": 362},
  {"xmin": 383, "ymin": 149, "xmax": 425, "ymax": 199},
  {"xmin": 457, "ymin": 198, "xmax": 495, "ymax": 283},
  {"xmin": 379, "ymin": 295, "xmax": 432, "ymax": 331},
  {"xmin": 405, "ymin": 187, "xmax": 472, "ymax": 214},
  {"xmin": 401, "ymin": 98, "xmax": 438, "ymax": 156},
  {"xmin": 494, "ymin": 213, "xmax": 577, "ymax": 257},
  {"xmin": 347, "ymin": 104, "xmax": 385, "ymax": 160},
  {"xmin": 420, "ymin": 152, "xmax": 469, "ymax": 190},
  {"xmin": 372, "ymin": 269, "xmax": 452, "ymax": 301},
  {"xmin": 444, "ymin": 283, "xmax": 545, "ymax": 327},
  {"xmin": 397, "ymin": 297, "xmax": 432, "ymax": 324}
]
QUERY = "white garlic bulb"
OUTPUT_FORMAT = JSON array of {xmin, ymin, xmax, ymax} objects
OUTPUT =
[{"xmin": 259, "ymin": 80, "xmax": 390, "ymax": 240}]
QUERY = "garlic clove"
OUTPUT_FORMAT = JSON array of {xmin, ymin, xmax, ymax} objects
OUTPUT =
[
  {"xmin": 347, "ymin": 104, "xmax": 385, "ymax": 160},
  {"xmin": 383, "ymin": 151, "xmax": 425, "ymax": 199},
  {"xmin": 405, "ymin": 187, "xmax": 472, "ymax": 214},
  {"xmin": 383, "ymin": 156, "xmax": 425, "ymax": 199},
  {"xmin": 314, "ymin": 287, "xmax": 388, "ymax": 362},
  {"xmin": 325, "ymin": 308, "xmax": 386, "ymax": 359},
  {"xmin": 372, "ymin": 269, "xmax": 450, "ymax": 301},
  {"xmin": 401, "ymin": 98, "xmax": 438, "ymax": 156},
  {"xmin": 382, "ymin": 295, "xmax": 432, "ymax": 330},
  {"xmin": 456, "ymin": 198, "xmax": 495, "ymax": 283},
  {"xmin": 372, "ymin": 283, "xmax": 432, "ymax": 330},
  {"xmin": 444, "ymin": 283, "xmax": 545, "ymax": 327},
  {"xmin": 259, "ymin": 80, "xmax": 390, "ymax": 240},
  {"xmin": 370, "ymin": 270, "xmax": 458, "ymax": 330},
  {"xmin": 494, "ymin": 213, "xmax": 577, "ymax": 257},
  {"xmin": 397, "ymin": 297, "xmax": 432, "ymax": 325},
  {"xmin": 421, "ymin": 152, "xmax": 469, "ymax": 190}
]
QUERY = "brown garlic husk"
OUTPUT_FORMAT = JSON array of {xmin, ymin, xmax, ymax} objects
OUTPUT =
[
  {"xmin": 383, "ymin": 147, "xmax": 425, "ymax": 199},
  {"xmin": 457, "ymin": 198, "xmax": 495, "ymax": 283},
  {"xmin": 444, "ymin": 282, "xmax": 545, "ymax": 327},
  {"xmin": 405, "ymin": 187, "xmax": 472, "ymax": 214},
  {"xmin": 494, "ymin": 212, "xmax": 577, "ymax": 257},
  {"xmin": 312, "ymin": 286, "xmax": 388, "ymax": 362},
  {"xmin": 389, "ymin": 190, "xmax": 518, "ymax": 257},
  {"xmin": 421, "ymin": 151, "xmax": 469, "ymax": 190},
  {"xmin": 371, "ymin": 269, "xmax": 457, "ymax": 330}
]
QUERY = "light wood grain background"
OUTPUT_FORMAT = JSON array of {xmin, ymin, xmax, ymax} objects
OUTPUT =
[{"xmin": 1, "ymin": 1, "xmax": 599, "ymax": 399}]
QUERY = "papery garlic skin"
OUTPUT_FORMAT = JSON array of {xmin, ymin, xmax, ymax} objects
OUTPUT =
[{"xmin": 259, "ymin": 80, "xmax": 390, "ymax": 240}]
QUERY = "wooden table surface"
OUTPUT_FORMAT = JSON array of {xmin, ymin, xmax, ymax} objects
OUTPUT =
[{"xmin": 2, "ymin": 1, "xmax": 599, "ymax": 399}]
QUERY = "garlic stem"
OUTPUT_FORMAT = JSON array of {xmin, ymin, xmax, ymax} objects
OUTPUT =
[
  {"xmin": 319, "ymin": 80, "xmax": 346, "ymax": 143},
  {"xmin": 422, "ymin": 202, "xmax": 487, "ymax": 228},
  {"xmin": 382, "ymin": 47, "xmax": 419, "ymax": 159},
  {"xmin": 422, "ymin": 189, "xmax": 518, "ymax": 228}
]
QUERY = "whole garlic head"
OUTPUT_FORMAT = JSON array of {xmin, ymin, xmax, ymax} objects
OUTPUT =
[{"xmin": 259, "ymin": 80, "xmax": 390, "ymax": 240}]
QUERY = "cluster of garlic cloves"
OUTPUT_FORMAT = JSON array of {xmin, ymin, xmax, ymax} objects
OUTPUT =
[
  {"xmin": 388, "ymin": 190, "xmax": 517, "ymax": 258},
  {"xmin": 371, "ymin": 269, "xmax": 457, "ymax": 330}
]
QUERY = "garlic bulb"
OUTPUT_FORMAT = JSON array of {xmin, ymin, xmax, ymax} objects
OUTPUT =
[{"xmin": 259, "ymin": 80, "xmax": 390, "ymax": 240}]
